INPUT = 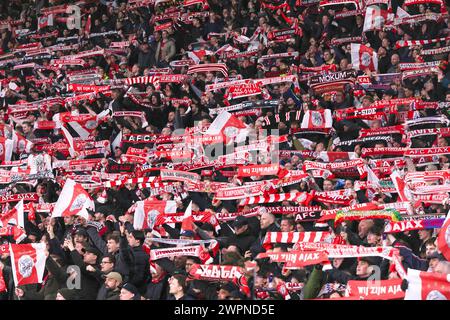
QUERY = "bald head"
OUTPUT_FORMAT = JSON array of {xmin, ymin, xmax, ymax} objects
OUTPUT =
[
  {"xmin": 260, "ymin": 212, "xmax": 275, "ymax": 230},
  {"xmin": 358, "ymin": 219, "xmax": 374, "ymax": 239}
]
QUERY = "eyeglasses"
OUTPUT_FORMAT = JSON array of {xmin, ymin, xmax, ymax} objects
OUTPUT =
[{"xmin": 101, "ymin": 261, "xmax": 113, "ymax": 264}]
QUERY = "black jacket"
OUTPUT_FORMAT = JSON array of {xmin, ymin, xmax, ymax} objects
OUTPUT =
[
  {"xmin": 228, "ymin": 228, "xmax": 256, "ymax": 255},
  {"xmin": 86, "ymin": 227, "xmax": 129, "ymax": 278},
  {"xmin": 119, "ymin": 236, "xmax": 150, "ymax": 293},
  {"xmin": 21, "ymin": 256, "xmax": 68, "ymax": 300},
  {"xmin": 250, "ymin": 223, "xmax": 280, "ymax": 259},
  {"xmin": 97, "ymin": 284, "xmax": 120, "ymax": 300},
  {"xmin": 69, "ymin": 250, "xmax": 101, "ymax": 300},
  {"xmin": 145, "ymin": 275, "xmax": 170, "ymax": 300}
]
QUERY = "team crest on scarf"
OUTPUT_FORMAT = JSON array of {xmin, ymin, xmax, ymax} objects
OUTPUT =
[
  {"xmin": 18, "ymin": 255, "xmax": 34, "ymax": 278},
  {"xmin": 223, "ymin": 126, "xmax": 239, "ymax": 138},
  {"xmin": 147, "ymin": 210, "xmax": 160, "ymax": 229},
  {"xmin": 361, "ymin": 52, "xmax": 372, "ymax": 67},
  {"xmin": 34, "ymin": 156, "xmax": 44, "ymax": 168},
  {"xmin": 70, "ymin": 194, "xmax": 87, "ymax": 212},
  {"xmin": 85, "ymin": 120, "xmax": 98, "ymax": 130},
  {"xmin": 311, "ymin": 111, "xmax": 323, "ymax": 126},
  {"xmin": 427, "ymin": 290, "xmax": 447, "ymax": 300}
]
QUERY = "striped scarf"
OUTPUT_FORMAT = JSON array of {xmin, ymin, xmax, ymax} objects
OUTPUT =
[
  {"xmin": 395, "ymin": 36, "xmax": 450, "ymax": 49},
  {"xmin": 262, "ymin": 231, "xmax": 332, "ymax": 250},
  {"xmin": 238, "ymin": 192, "xmax": 314, "ymax": 206},
  {"xmin": 187, "ymin": 63, "xmax": 228, "ymax": 77}
]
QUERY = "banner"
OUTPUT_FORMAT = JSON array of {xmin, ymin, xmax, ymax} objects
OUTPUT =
[
  {"xmin": 189, "ymin": 264, "xmax": 244, "ymax": 281},
  {"xmin": 256, "ymin": 250, "xmax": 329, "ymax": 267},
  {"xmin": 0, "ymin": 193, "xmax": 38, "ymax": 203},
  {"xmin": 346, "ymin": 279, "xmax": 405, "ymax": 300}
]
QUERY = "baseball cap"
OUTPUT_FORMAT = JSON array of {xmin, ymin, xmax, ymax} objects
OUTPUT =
[
  {"xmin": 233, "ymin": 216, "xmax": 248, "ymax": 229},
  {"xmin": 85, "ymin": 246, "xmax": 102, "ymax": 257},
  {"xmin": 75, "ymin": 228, "xmax": 88, "ymax": 237},
  {"xmin": 121, "ymin": 282, "xmax": 139, "ymax": 296},
  {"xmin": 104, "ymin": 272, "xmax": 123, "ymax": 284}
]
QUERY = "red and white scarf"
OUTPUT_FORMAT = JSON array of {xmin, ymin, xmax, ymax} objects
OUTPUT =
[
  {"xmin": 262, "ymin": 231, "xmax": 332, "ymax": 250},
  {"xmin": 238, "ymin": 192, "xmax": 314, "ymax": 206}
]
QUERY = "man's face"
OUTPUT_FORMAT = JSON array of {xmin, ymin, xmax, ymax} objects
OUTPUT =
[
  {"xmin": 356, "ymin": 260, "xmax": 370, "ymax": 276},
  {"xmin": 280, "ymin": 220, "xmax": 293, "ymax": 232},
  {"xmin": 323, "ymin": 180, "xmax": 333, "ymax": 191},
  {"xmin": 127, "ymin": 234, "xmax": 140, "ymax": 247},
  {"xmin": 429, "ymin": 258, "xmax": 439, "ymax": 271},
  {"xmin": 260, "ymin": 214, "xmax": 273, "ymax": 229},
  {"xmin": 367, "ymin": 233, "xmax": 379, "ymax": 246},
  {"xmin": 362, "ymin": 98, "xmax": 372, "ymax": 107},
  {"xmin": 332, "ymin": 258, "xmax": 344, "ymax": 269},
  {"xmin": 335, "ymin": 92, "xmax": 344, "ymax": 102},
  {"xmin": 438, "ymin": 137, "xmax": 448, "ymax": 147},
  {"xmin": 344, "ymin": 180, "xmax": 353, "ymax": 189},
  {"xmin": 105, "ymin": 278, "xmax": 119, "ymax": 290},
  {"xmin": 434, "ymin": 262, "xmax": 448, "ymax": 274},
  {"xmin": 169, "ymin": 278, "xmax": 182, "ymax": 295},
  {"xmin": 74, "ymin": 234, "xmax": 86, "ymax": 243},
  {"xmin": 234, "ymin": 225, "xmax": 247, "ymax": 235},
  {"xmin": 75, "ymin": 243, "xmax": 85, "ymax": 256},
  {"xmin": 358, "ymin": 220, "xmax": 374, "ymax": 238},
  {"xmin": 185, "ymin": 259, "xmax": 195, "ymax": 273},
  {"xmin": 107, "ymin": 239, "xmax": 119, "ymax": 253},
  {"xmin": 218, "ymin": 289, "xmax": 230, "ymax": 300},
  {"xmin": 36, "ymin": 185, "xmax": 46, "ymax": 195},
  {"xmin": 101, "ymin": 258, "xmax": 114, "ymax": 273},
  {"xmin": 418, "ymin": 230, "xmax": 431, "ymax": 241},
  {"xmin": 391, "ymin": 54, "xmax": 400, "ymax": 66},
  {"xmin": 291, "ymin": 156, "xmax": 300, "ymax": 165},
  {"xmin": 84, "ymin": 252, "xmax": 97, "ymax": 265},
  {"xmin": 426, "ymin": 244, "xmax": 436, "ymax": 257},
  {"xmin": 445, "ymin": 93, "xmax": 450, "ymax": 102},
  {"xmin": 119, "ymin": 288, "xmax": 134, "ymax": 300}
]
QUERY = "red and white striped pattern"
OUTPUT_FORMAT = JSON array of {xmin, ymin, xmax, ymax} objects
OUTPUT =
[
  {"xmin": 395, "ymin": 36, "xmax": 450, "ymax": 49},
  {"xmin": 125, "ymin": 76, "xmax": 160, "ymax": 86},
  {"xmin": 238, "ymin": 192, "xmax": 309, "ymax": 206},
  {"xmin": 187, "ymin": 63, "xmax": 228, "ymax": 77},
  {"xmin": 263, "ymin": 232, "xmax": 331, "ymax": 248},
  {"xmin": 104, "ymin": 177, "xmax": 157, "ymax": 188}
]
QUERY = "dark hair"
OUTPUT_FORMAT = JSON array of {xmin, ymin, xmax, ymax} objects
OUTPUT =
[
  {"xmin": 106, "ymin": 233, "xmax": 120, "ymax": 243},
  {"xmin": 130, "ymin": 230, "xmax": 145, "ymax": 245},
  {"xmin": 281, "ymin": 217, "xmax": 295, "ymax": 227},
  {"xmin": 424, "ymin": 238, "xmax": 436, "ymax": 247},
  {"xmin": 172, "ymin": 274, "xmax": 188, "ymax": 293},
  {"xmin": 186, "ymin": 256, "xmax": 201, "ymax": 264},
  {"xmin": 103, "ymin": 253, "xmax": 116, "ymax": 264},
  {"xmin": 368, "ymin": 225, "xmax": 383, "ymax": 237}
]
